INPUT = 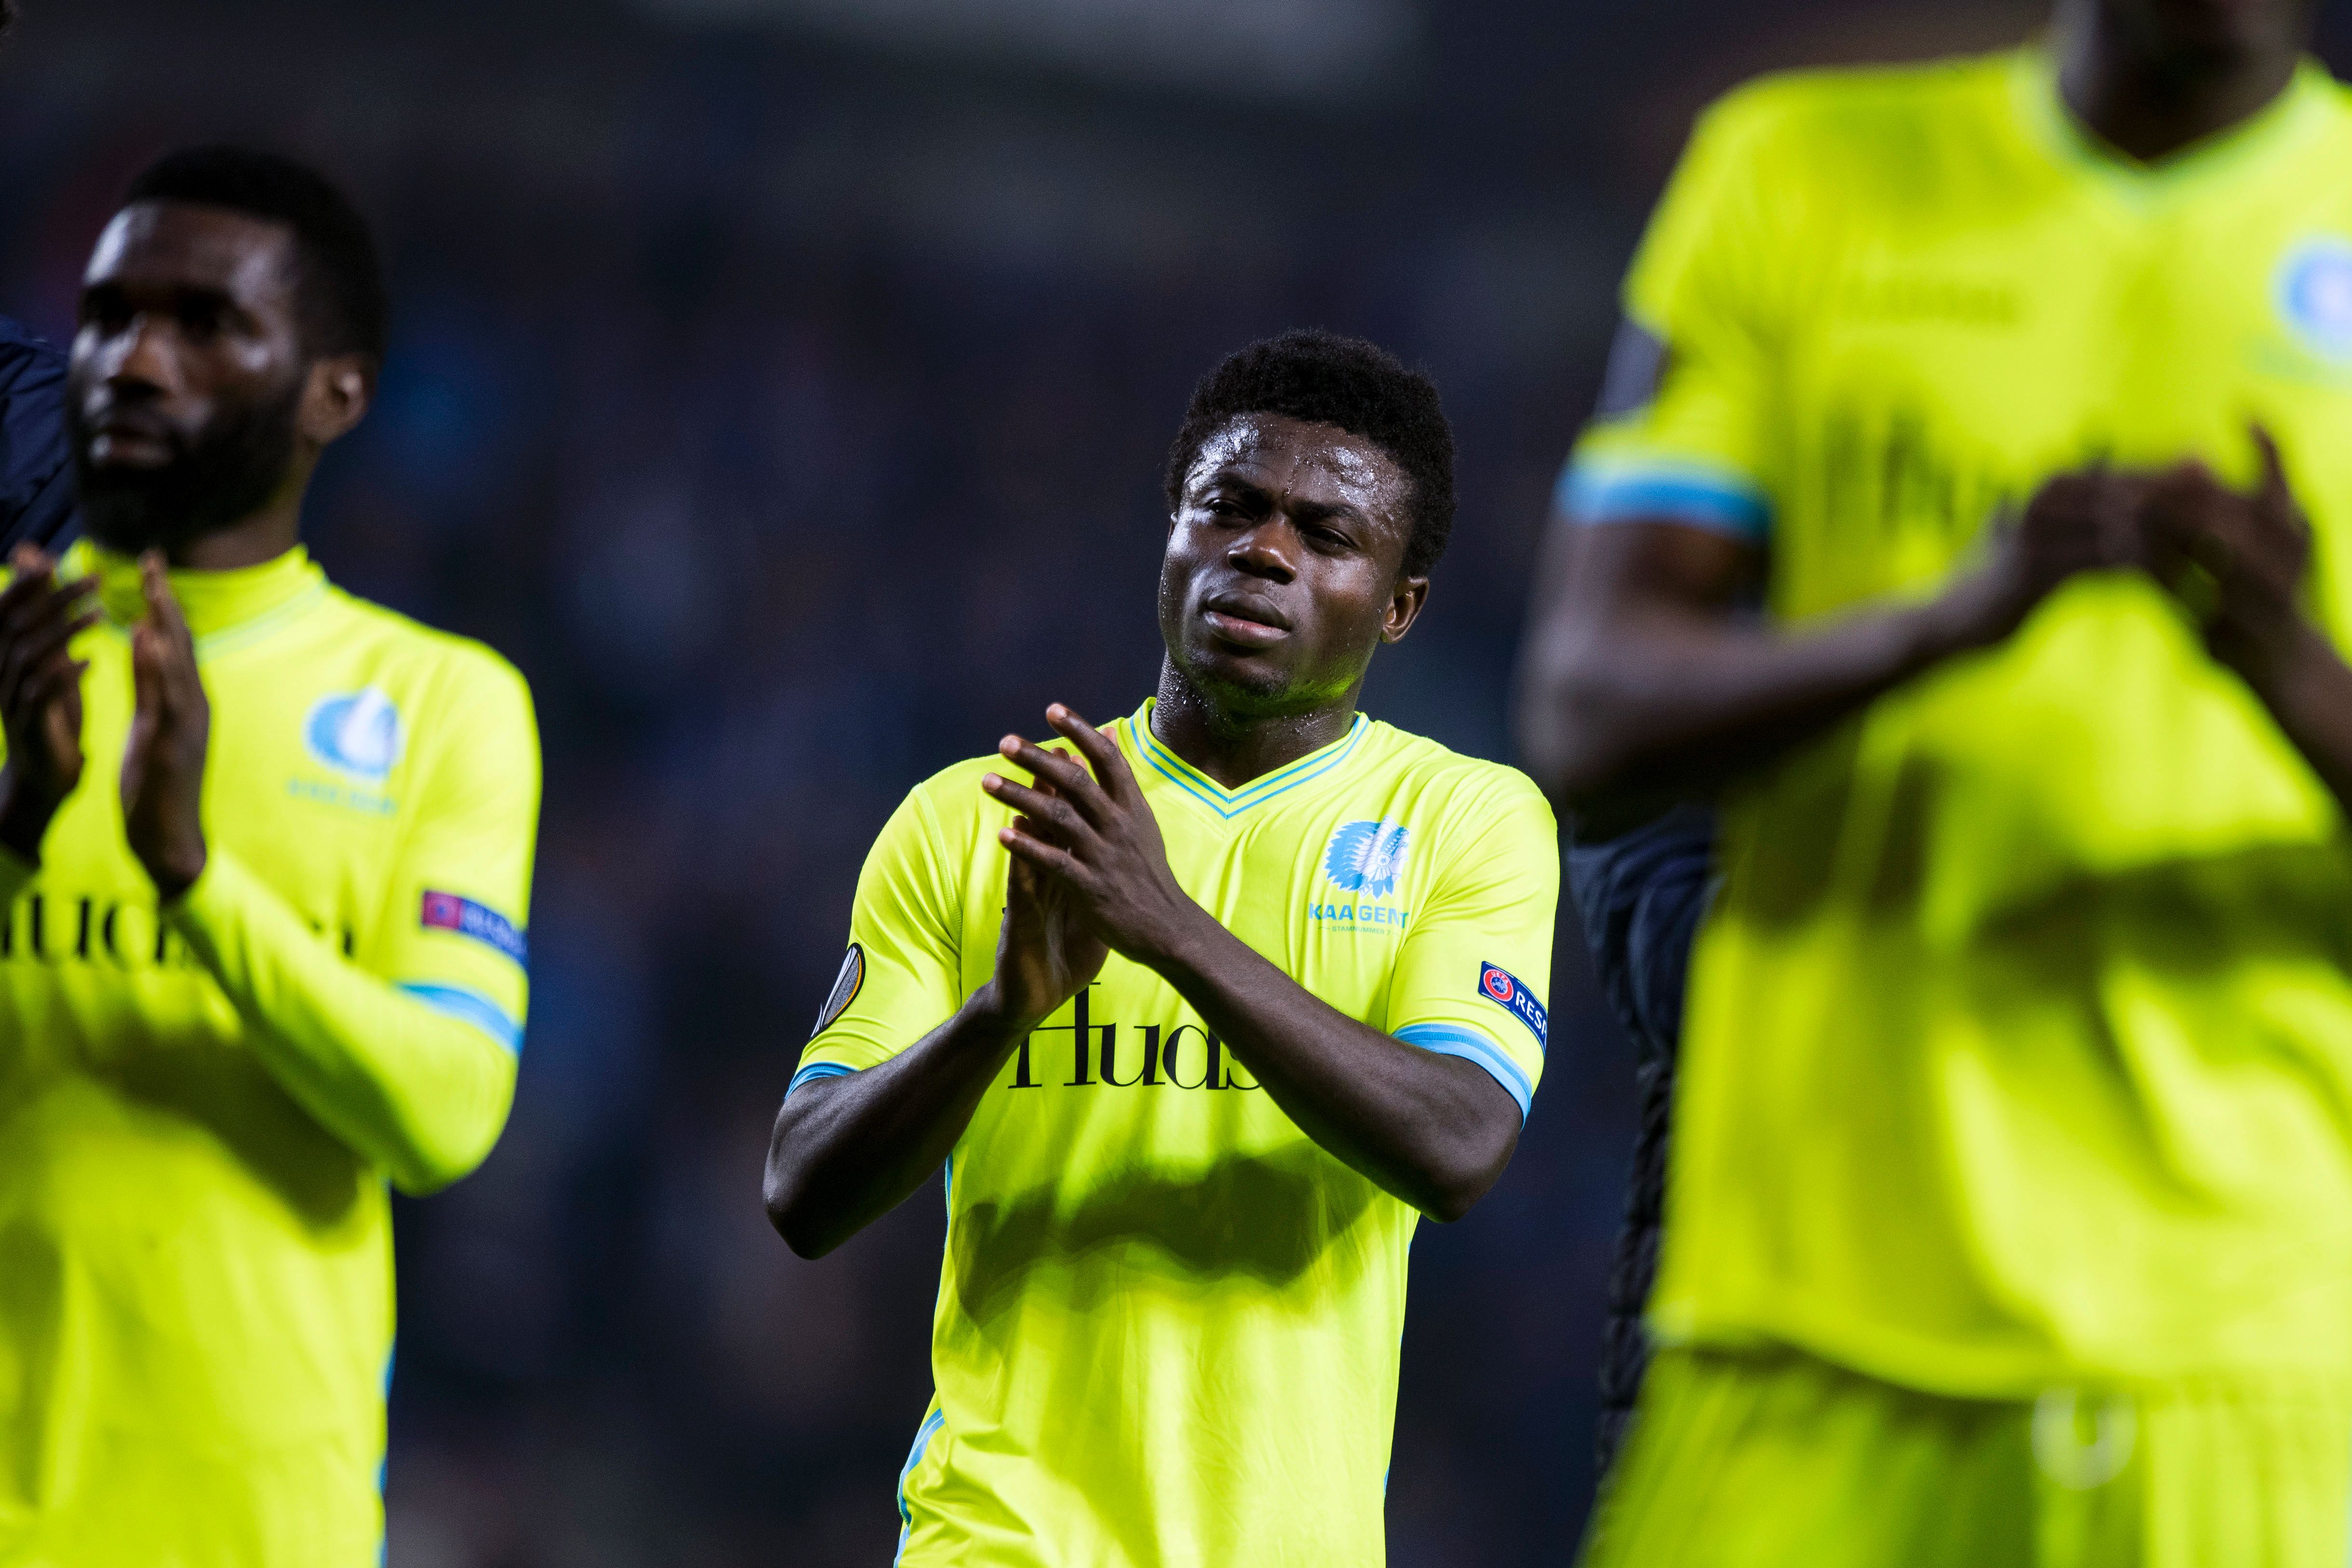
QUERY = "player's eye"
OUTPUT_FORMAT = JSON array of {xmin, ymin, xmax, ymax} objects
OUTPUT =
[
  {"xmin": 79, "ymin": 289, "xmax": 131, "ymax": 333},
  {"xmin": 176, "ymin": 300, "xmax": 227, "ymax": 340}
]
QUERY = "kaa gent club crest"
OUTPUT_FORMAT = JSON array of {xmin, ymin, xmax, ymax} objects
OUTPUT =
[
  {"xmin": 1323, "ymin": 820, "xmax": 1410, "ymax": 899},
  {"xmin": 304, "ymin": 688, "xmax": 405, "ymax": 782},
  {"xmin": 2278, "ymin": 237, "xmax": 2352, "ymax": 361}
]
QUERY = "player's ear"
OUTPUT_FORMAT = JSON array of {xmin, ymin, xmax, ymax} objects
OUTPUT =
[
  {"xmin": 1381, "ymin": 575, "xmax": 1430, "ymax": 644},
  {"xmin": 299, "ymin": 353, "xmax": 375, "ymax": 446}
]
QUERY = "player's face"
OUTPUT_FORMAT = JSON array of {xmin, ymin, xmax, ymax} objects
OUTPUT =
[
  {"xmin": 1158, "ymin": 413, "xmax": 1428, "ymax": 716},
  {"xmin": 2095, "ymin": 0, "xmax": 2315, "ymax": 60},
  {"xmin": 66, "ymin": 202, "xmax": 310, "ymax": 554}
]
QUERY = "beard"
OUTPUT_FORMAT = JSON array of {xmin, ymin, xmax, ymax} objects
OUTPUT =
[{"xmin": 70, "ymin": 377, "xmax": 303, "ymax": 555}]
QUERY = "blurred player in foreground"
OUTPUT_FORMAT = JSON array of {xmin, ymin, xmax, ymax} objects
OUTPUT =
[
  {"xmin": 0, "ymin": 0, "xmax": 74, "ymax": 557},
  {"xmin": 1519, "ymin": 0, "xmax": 2352, "ymax": 1557},
  {"xmin": 0, "ymin": 149, "xmax": 539, "ymax": 1565},
  {"xmin": 766, "ymin": 330, "xmax": 1557, "ymax": 1566}
]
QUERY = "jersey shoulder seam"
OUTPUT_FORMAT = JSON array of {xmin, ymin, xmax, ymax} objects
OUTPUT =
[
  {"xmin": 1698, "ymin": 49, "xmax": 2017, "ymax": 185},
  {"xmin": 1714, "ymin": 49, "xmax": 2013, "ymax": 120},
  {"xmin": 318, "ymin": 586, "xmax": 530, "ymax": 688},
  {"xmin": 1362, "ymin": 722, "xmax": 1543, "ymax": 801}
]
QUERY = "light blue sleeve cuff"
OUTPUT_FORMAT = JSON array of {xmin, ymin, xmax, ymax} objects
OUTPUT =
[
  {"xmin": 1395, "ymin": 1023, "xmax": 1534, "ymax": 1122},
  {"xmin": 396, "ymin": 982, "xmax": 524, "ymax": 1054},
  {"xmin": 1558, "ymin": 460, "xmax": 1771, "ymax": 542},
  {"xmin": 788, "ymin": 1061, "xmax": 860, "ymax": 1096}
]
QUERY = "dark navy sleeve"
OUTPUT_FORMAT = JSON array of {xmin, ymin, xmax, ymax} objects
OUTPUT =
[
  {"xmin": 1565, "ymin": 803, "xmax": 1716, "ymax": 1055},
  {"xmin": 0, "ymin": 316, "xmax": 77, "ymax": 556}
]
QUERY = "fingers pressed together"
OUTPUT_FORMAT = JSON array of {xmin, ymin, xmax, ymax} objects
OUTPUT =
[
  {"xmin": 127, "ymin": 551, "xmax": 206, "ymax": 722},
  {"xmin": 2021, "ymin": 425, "xmax": 2308, "ymax": 598},
  {"xmin": 979, "ymin": 704, "xmax": 1146, "ymax": 867},
  {"xmin": 0, "ymin": 545, "xmax": 100, "ymax": 720}
]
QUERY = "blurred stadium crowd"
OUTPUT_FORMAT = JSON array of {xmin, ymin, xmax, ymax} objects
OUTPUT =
[{"xmin": 10, "ymin": 0, "xmax": 2341, "ymax": 1563}]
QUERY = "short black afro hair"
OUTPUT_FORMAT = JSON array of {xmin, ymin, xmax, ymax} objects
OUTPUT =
[
  {"xmin": 1164, "ymin": 328, "xmax": 1457, "ymax": 580},
  {"xmin": 0, "ymin": 1, "xmax": 17, "ymax": 43},
  {"xmin": 123, "ymin": 146, "xmax": 387, "ymax": 365}
]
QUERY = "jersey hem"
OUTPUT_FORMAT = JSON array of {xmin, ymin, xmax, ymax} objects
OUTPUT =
[{"xmin": 1648, "ymin": 1293, "xmax": 2352, "ymax": 1399}]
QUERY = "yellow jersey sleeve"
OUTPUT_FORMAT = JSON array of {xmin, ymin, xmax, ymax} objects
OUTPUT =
[
  {"xmin": 376, "ymin": 649, "xmax": 540, "ymax": 1045},
  {"xmin": 168, "ymin": 647, "xmax": 540, "ymax": 1195},
  {"xmin": 1383, "ymin": 772, "xmax": 1560, "ymax": 1120},
  {"xmin": 1565, "ymin": 83, "xmax": 1804, "ymax": 540},
  {"xmin": 793, "ymin": 780, "xmax": 966, "ymax": 1091}
]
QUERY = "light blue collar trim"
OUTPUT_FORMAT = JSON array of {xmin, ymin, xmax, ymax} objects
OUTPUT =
[{"xmin": 1127, "ymin": 700, "xmax": 1370, "ymax": 820}]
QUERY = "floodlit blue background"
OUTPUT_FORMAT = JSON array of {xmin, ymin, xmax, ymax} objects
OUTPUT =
[{"xmin": 7, "ymin": 2, "xmax": 2343, "ymax": 1561}]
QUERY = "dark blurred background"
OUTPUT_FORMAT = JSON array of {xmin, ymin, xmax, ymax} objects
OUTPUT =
[{"xmin": 8, "ymin": 2, "xmax": 2347, "ymax": 1562}]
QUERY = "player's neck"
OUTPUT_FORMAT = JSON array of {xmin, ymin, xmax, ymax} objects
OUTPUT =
[
  {"xmin": 159, "ymin": 448, "xmax": 317, "ymax": 570},
  {"xmin": 1150, "ymin": 663, "xmax": 1359, "ymax": 791},
  {"xmin": 165, "ymin": 507, "xmax": 302, "ymax": 572},
  {"xmin": 2055, "ymin": 12, "xmax": 2304, "ymax": 163}
]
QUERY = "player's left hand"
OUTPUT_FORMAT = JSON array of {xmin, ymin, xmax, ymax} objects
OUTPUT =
[
  {"xmin": 2146, "ymin": 426, "xmax": 2320, "ymax": 691},
  {"xmin": 982, "ymin": 705, "xmax": 1203, "ymax": 970},
  {"xmin": 120, "ymin": 552, "xmax": 211, "ymax": 901}
]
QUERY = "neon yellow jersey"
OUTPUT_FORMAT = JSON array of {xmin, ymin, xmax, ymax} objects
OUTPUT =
[
  {"xmin": 1566, "ymin": 50, "xmax": 2352, "ymax": 1392},
  {"xmin": 0, "ymin": 545, "xmax": 539, "ymax": 1565},
  {"xmin": 798, "ymin": 699, "xmax": 1556, "ymax": 1567}
]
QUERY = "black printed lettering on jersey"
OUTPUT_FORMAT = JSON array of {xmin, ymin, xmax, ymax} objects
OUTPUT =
[
  {"xmin": 0, "ymin": 890, "xmax": 351, "ymax": 972},
  {"xmin": 1839, "ymin": 274, "xmax": 2022, "ymax": 327},
  {"xmin": 1003, "ymin": 987, "xmax": 1261, "ymax": 1093}
]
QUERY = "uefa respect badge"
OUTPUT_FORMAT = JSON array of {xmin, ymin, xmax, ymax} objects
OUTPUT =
[{"xmin": 1478, "ymin": 960, "xmax": 1547, "ymax": 1050}]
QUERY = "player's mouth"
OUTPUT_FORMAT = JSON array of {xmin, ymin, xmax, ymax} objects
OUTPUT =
[
  {"xmin": 1199, "ymin": 592, "xmax": 1292, "ymax": 648},
  {"xmin": 82, "ymin": 408, "xmax": 182, "ymax": 469}
]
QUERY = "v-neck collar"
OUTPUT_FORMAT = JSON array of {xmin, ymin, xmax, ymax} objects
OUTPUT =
[
  {"xmin": 80, "ymin": 543, "xmax": 329, "ymax": 660},
  {"xmin": 2007, "ymin": 44, "xmax": 2335, "ymax": 210},
  {"xmin": 1120, "ymin": 698, "xmax": 1370, "ymax": 821}
]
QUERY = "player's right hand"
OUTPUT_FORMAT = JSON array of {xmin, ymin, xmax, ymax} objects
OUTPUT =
[
  {"xmin": 984, "ymin": 779, "xmax": 1109, "ymax": 1033},
  {"xmin": 1932, "ymin": 467, "xmax": 2151, "ymax": 653},
  {"xmin": 0, "ymin": 545, "xmax": 100, "ymax": 865}
]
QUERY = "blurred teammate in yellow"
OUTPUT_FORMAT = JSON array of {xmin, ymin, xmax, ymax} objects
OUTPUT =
[
  {"xmin": 0, "ymin": 149, "xmax": 538, "ymax": 1564},
  {"xmin": 1518, "ymin": 0, "xmax": 2352, "ymax": 1561}
]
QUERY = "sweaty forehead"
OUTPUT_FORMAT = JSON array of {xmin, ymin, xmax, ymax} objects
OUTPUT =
[
  {"xmin": 1189, "ymin": 413, "xmax": 1410, "ymax": 518},
  {"xmin": 86, "ymin": 202, "xmax": 299, "ymax": 305}
]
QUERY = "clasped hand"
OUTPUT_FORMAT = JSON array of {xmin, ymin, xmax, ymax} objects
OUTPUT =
[
  {"xmin": 978, "ymin": 704, "xmax": 1202, "ymax": 1032},
  {"xmin": 0, "ymin": 545, "xmax": 211, "ymax": 898},
  {"xmin": 2140, "ymin": 429, "xmax": 2314, "ymax": 687},
  {"xmin": 1939, "ymin": 426, "xmax": 2314, "ymax": 677}
]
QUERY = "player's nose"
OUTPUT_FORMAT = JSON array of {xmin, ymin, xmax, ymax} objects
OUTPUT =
[
  {"xmin": 106, "ymin": 315, "xmax": 180, "ymax": 396},
  {"xmin": 1224, "ymin": 522, "xmax": 1297, "ymax": 581}
]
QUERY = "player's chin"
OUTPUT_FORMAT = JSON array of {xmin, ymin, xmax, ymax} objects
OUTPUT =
[
  {"xmin": 1178, "ymin": 643, "xmax": 1297, "ymax": 703},
  {"xmin": 2151, "ymin": 0, "xmax": 2292, "ymax": 52}
]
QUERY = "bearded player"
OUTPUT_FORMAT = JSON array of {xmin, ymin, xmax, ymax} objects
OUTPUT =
[
  {"xmin": 1517, "ymin": 0, "xmax": 2352, "ymax": 1559},
  {"xmin": 0, "ymin": 149, "xmax": 538, "ymax": 1564},
  {"xmin": 765, "ymin": 330, "xmax": 1557, "ymax": 1566}
]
